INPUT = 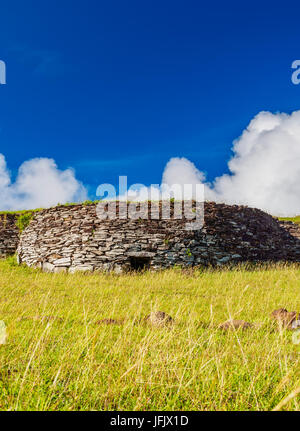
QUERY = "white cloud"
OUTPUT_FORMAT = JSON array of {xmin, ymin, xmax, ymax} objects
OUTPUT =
[
  {"xmin": 115, "ymin": 157, "xmax": 205, "ymax": 202},
  {"xmin": 158, "ymin": 110, "xmax": 300, "ymax": 216},
  {"xmin": 0, "ymin": 155, "xmax": 87, "ymax": 210},
  {"xmin": 207, "ymin": 110, "xmax": 300, "ymax": 216},
  {"xmin": 162, "ymin": 157, "xmax": 205, "ymax": 188}
]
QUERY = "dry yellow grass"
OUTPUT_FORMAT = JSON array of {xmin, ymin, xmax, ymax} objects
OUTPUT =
[{"xmin": 0, "ymin": 257, "xmax": 299, "ymax": 411}]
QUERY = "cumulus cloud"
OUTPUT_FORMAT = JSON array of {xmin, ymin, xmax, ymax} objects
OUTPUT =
[
  {"xmin": 114, "ymin": 157, "xmax": 205, "ymax": 202},
  {"xmin": 162, "ymin": 157, "xmax": 205, "ymax": 189},
  {"xmin": 0, "ymin": 155, "xmax": 87, "ymax": 210},
  {"xmin": 207, "ymin": 110, "xmax": 300, "ymax": 216},
  {"xmin": 124, "ymin": 110, "xmax": 300, "ymax": 216}
]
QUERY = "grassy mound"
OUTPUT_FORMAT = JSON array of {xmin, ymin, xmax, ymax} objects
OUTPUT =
[
  {"xmin": 0, "ymin": 259, "xmax": 299, "ymax": 410},
  {"xmin": 279, "ymin": 216, "xmax": 300, "ymax": 225}
]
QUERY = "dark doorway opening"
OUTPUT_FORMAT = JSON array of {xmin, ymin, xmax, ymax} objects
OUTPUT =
[{"xmin": 129, "ymin": 256, "xmax": 151, "ymax": 271}]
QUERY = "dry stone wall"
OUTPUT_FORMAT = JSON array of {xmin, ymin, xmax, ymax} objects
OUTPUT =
[
  {"xmin": 16, "ymin": 202, "xmax": 300, "ymax": 273},
  {"xmin": 278, "ymin": 220, "xmax": 300, "ymax": 240},
  {"xmin": 0, "ymin": 213, "xmax": 19, "ymax": 257}
]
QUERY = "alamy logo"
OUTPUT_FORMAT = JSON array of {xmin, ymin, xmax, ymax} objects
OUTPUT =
[
  {"xmin": 95, "ymin": 176, "xmax": 205, "ymax": 231},
  {"xmin": 291, "ymin": 60, "xmax": 300, "ymax": 85},
  {"xmin": 0, "ymin": 60, "xmax": 6, "ymax": 85}
]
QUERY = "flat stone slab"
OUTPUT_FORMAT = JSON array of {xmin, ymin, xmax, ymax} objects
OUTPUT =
[
  {"xmin": 144, "ymin": 311, "xmax": 174, "ymax": 327},
  {"xmin": 218, "ymin": 319, "xmax": 253, "ymax": 330}
]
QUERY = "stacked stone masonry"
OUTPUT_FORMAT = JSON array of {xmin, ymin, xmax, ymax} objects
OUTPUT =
[
  {"xmin": 0, "ymin": 213, "xmax": 19, "ymax": 258},
  {"xmin": 12, "ymin": 201, "xmax": 300, "ymax": 273}
]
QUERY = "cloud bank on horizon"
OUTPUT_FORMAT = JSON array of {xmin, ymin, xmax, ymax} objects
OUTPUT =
[{"xmin": 1, "ymin": 109, "xmax": 300, "ymax": 216}]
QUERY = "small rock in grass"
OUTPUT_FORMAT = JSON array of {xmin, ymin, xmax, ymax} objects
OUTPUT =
[
  {"xmin": 33, "ymin": 315, "xmax": 64, "ymax": 323},
  {"xmin": 291, "ymin": 319, "xmax": 300, "ymax": 329},
  {"xmin": 218, "ymin": 319, "xmax": 253, "ymax": 330},
  {"xmin": 271, "ymin": 308, "xmax": 299, "ymax": 329},
  {"xmin": 144, "ymin": 311, "xmax": 173, "ymax": 327},
  {"xmin": 95, "ymin": 318, "xmax": 123, "ymax": 325}
]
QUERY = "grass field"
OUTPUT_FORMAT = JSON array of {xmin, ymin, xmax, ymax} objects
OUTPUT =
[
  {"xmin": 0, "ymin": 257, "xmax": 299, "ymax": 411},
  {"xmin": 278, "ymin": 215, "xmax": 300, "ymax": 224}
]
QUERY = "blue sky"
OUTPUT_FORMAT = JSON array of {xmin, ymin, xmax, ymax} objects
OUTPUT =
[{"xmin": 1, "ymin": 0, "xmax": 300, "ymax": 200}]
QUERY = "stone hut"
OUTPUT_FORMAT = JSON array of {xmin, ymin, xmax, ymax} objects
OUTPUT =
[{"xmin": 14, "ymin": 201, "xmax": 300, "ymax": 273}]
